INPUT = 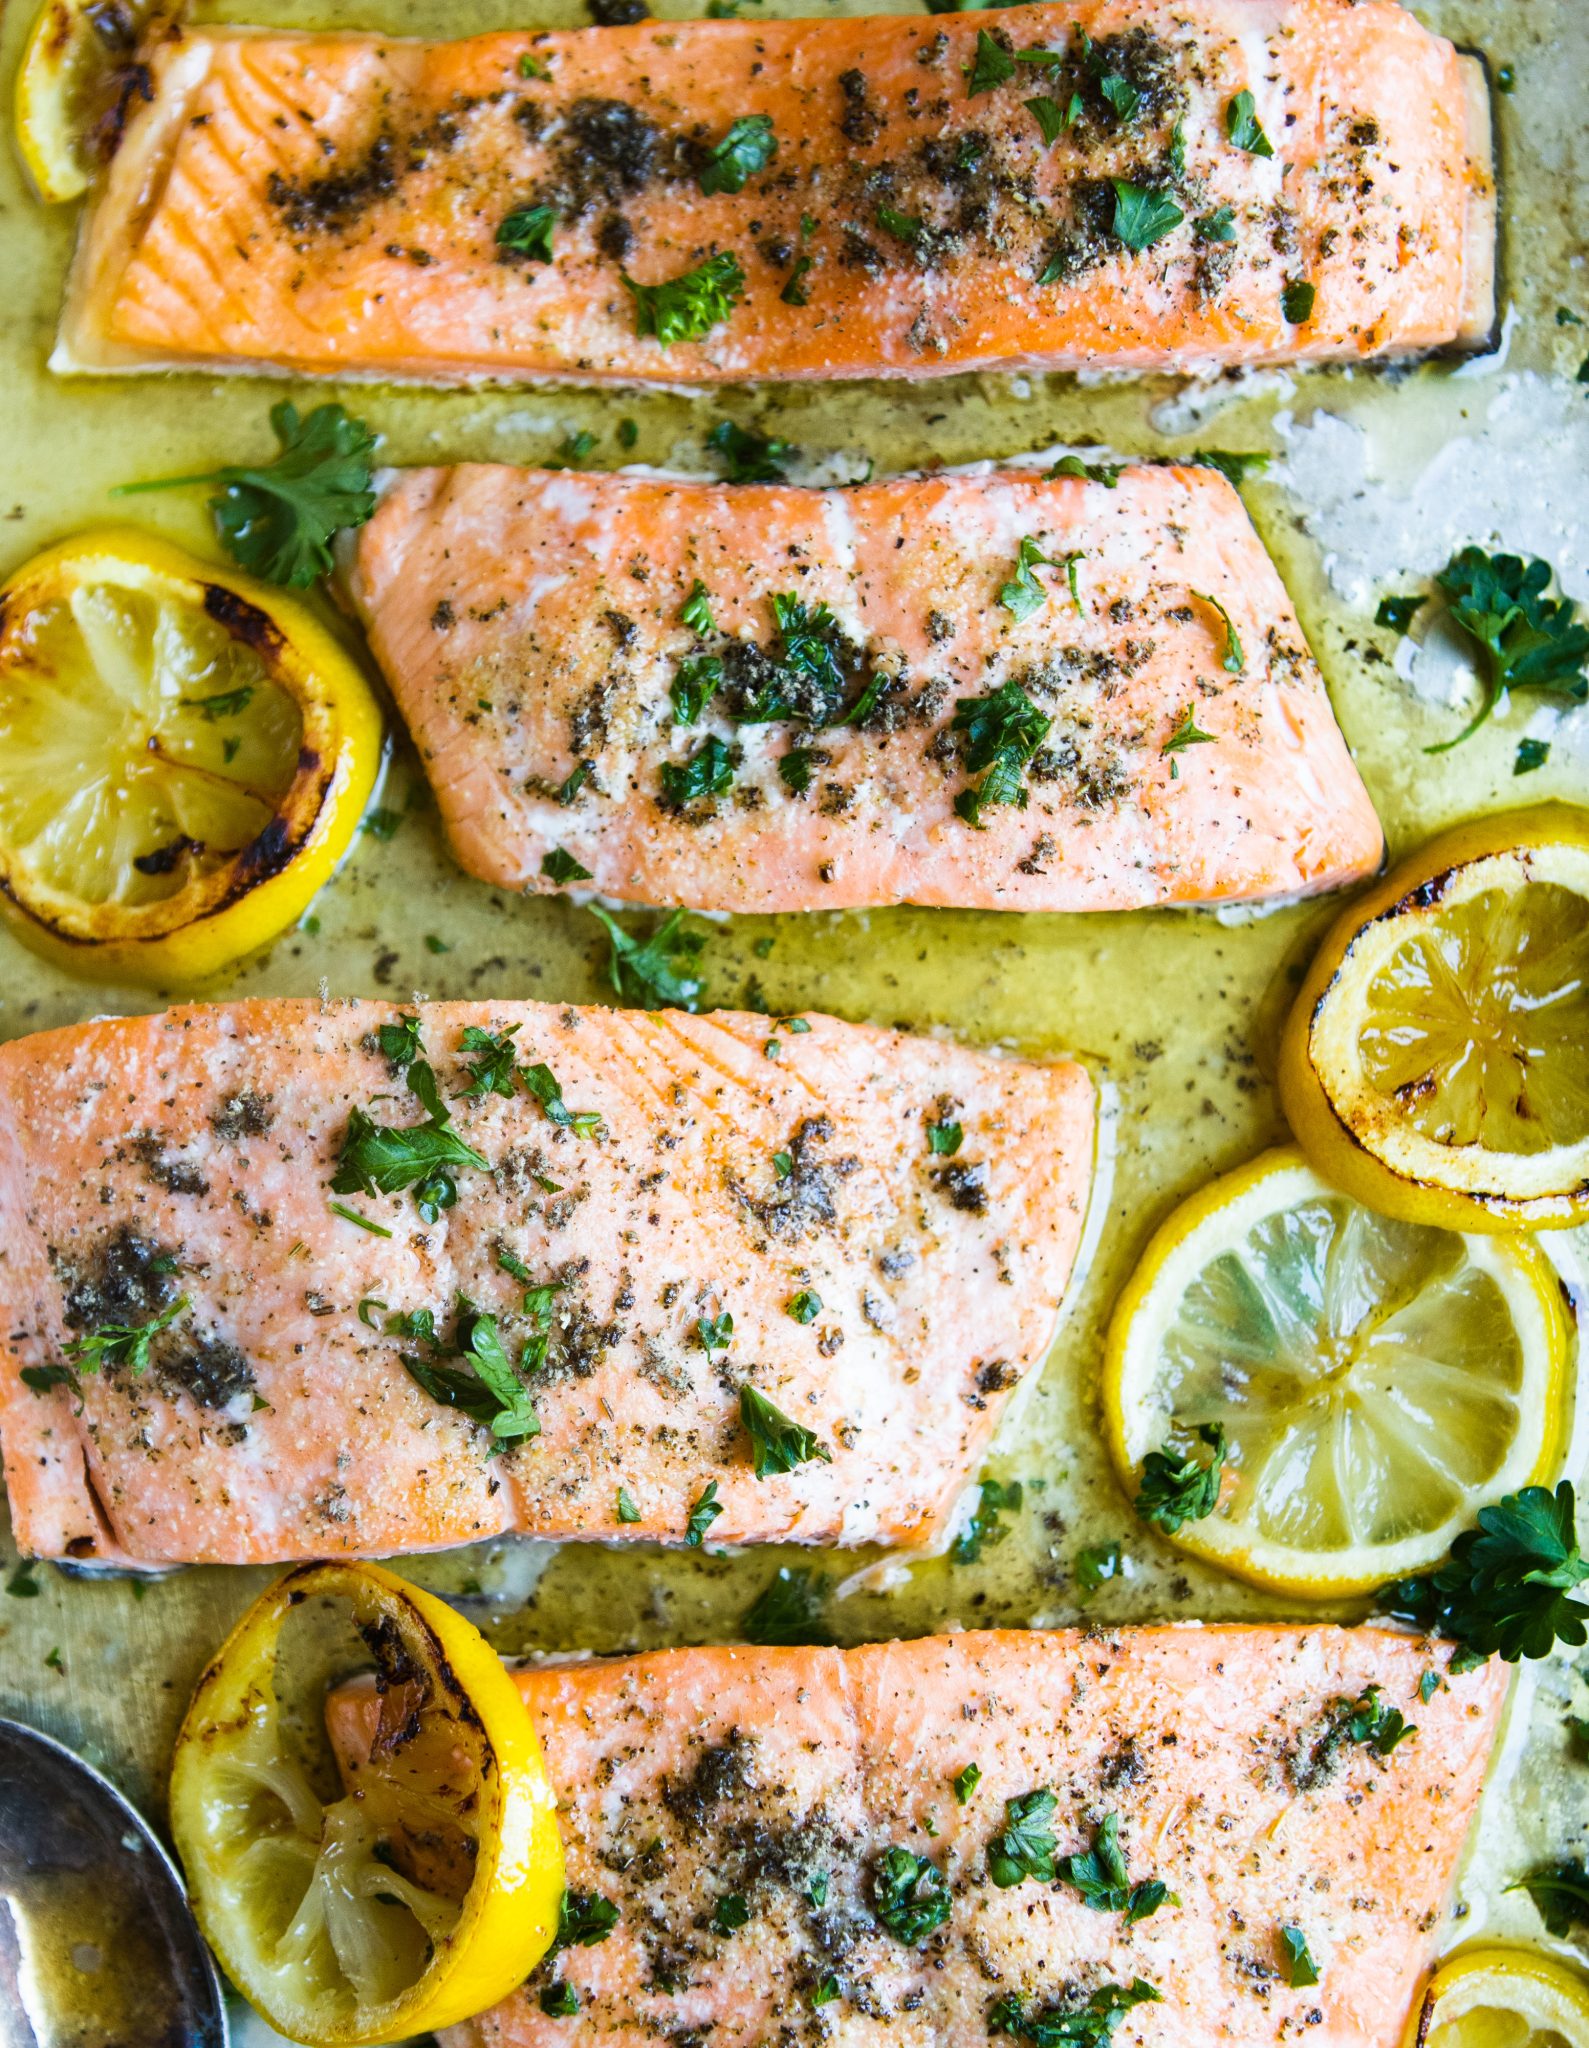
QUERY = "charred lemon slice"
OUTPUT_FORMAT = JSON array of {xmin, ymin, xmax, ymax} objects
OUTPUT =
[
  {"xmin": 14, "ymin": 0, "xmax": 175, "ymax": 203},
  {"xmin": 1103, "ymin": 1148, "xmax": 1569, "ymax": 1597},
  {"xmin": 0, "ymin": 527, "xmax": 382, "ymax": 983},
  {"xmin": 1412, "ymin": 1946, "xmax": 1589, "ymax": 2048},
  {"xmin": 1279, "ymin": 806, "xmax": 1589, "ymax": 1232},
  {"xmin": 170, "ymin": 1560, "xmax": 563, "ymax": 2047}
]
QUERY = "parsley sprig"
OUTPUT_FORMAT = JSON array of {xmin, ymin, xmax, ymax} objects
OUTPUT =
[
  {"xmin": 698, "ymin": 114, "xmax": 777, "ymax": 196},
  {"xmin": 1134, "ymin": 1423, "xmax": 1226, "ymax": 1534},
  {"xmin": 116, "ymin": 402, "xmax": 376, "ymax": 587},
  {"xmin": 1380, "ymin": 1482, "xmax": 1589, "ymax": 1667},
  {"xmin": 398, "ymin": 1303, "xmax": 541, "ymax": 1445},
  {"xmin": 872, "ymin": 1847, "xmax": 952, "ymax": 1945},
  {"xmin": 624, "ymin": 251, "xmax": 745, "ymax": 346},
  {"xmin": 64, "ymin": 1294, "xmax": 191, "ymax": 1378},
  {"xmin": 740, "ymin": 1384, "xmax": 831, "ymax": 1477},
  {"xmin": 987, "ymin": 1789, "xmax": 1057, "ymax": 1888},
  {"xmin": 989, "ymin": 1978, "xmax": 1161, "ymax": 2046},
  {"xmin": 1061, "ymin": 1812, "xmax": 1172, "ymax": 1923},
  {"xmin": 951, "ymin": 680, "xmax": 1052, "ymax": 827},
  {"xmin": 1426, "ymin": 548, "xmax": 1589, "ymax": 751},
  {"xmin": 588, "ymin": 906, "xmax": 709, "ymax": 1010}
]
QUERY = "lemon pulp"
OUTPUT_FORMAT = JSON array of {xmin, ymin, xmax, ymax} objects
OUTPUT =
[{"xmin": 1416, "ymin": 1947, "xmax": 1589, "ymax": 2048}]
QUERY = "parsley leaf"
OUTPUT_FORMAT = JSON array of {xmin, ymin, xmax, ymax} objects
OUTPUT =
[
  {"xmin": 1195, "ymin": 205, "xmax": 1237, "ymax": 243},
  {"xmin": 497, "ymin": 202, "xmax": 556, "ymax": 262},
  {"xmin": 458, "ymin": 1023, "xmax": 523, "ymax": 1099},
  {"xmin": 740, "ymin": 1384, "xmax": 832, "ymax": 1477},
  {"xmin": 589, "ymin": 905, "xmax": 708, "ymax": 1010},
  {"xmin": 1134, "ymin": 1423, "xmax": 1225, "ymax": 1533},
  {"xmin": 519, "ymin": 1061, "xmax": 605, "ymax": 1139},
  {"xmin": 1111, "ymin": 181, "xmax": 1183, "ymax": 251},
  {"xmin": 1025, "ymin": 94, "xmax": 1074, "ymax": 146},
  {"xmin": 552, "ymin": 1890, "xmax": 620, "ymax": 1951},
  {"xmin": 699, "ymin": 114, "xmax": 777, "ymax": 195},
  {"xmin": 707, "ymin": 418, "xmax": 794, "ymax": 483},
  {"xmin": 952, "ymin": 1476, "xmax": 1023, "ymax": 1563},
  {"xmin": 116, "ymin": 402, "xmax": 377, "ymax": 587},
  {"xmin": 616, "ymin": 1486, "xmax": 642, "ymax": 1523},
  {"xmin": 685, "ymin": 1480, "xmax": 723, "ymax": 1547},
  {"xmin": 1226, "ymin": 88, "xmax": 1273, "ymax": 157},
  {"xmin": 1162, "ymin": 703, "xmax": 1216, "ymax": 759},
  {"xmin": 872, "ymin": 1847, "xmax": 952, "ymax": 1944},
  {"xmin": 624, "ymin": 252, "xmax": 745, "ymax": 346},
  {"xmin": 400, "ymin": 1310, "xmax": 540, "ymax": 1444},
  {"xmin": 1425, "ymin": 548, "xmax": 1589, "ymax": 751},
  {"xmin": 989, "ymin": 1977, "xmax": 1161, "ymax": 2045},
  {"xmin": 987, "ymin": 1788, "xmax": 1057, "ymax": 1887},
  {"xmin": 1193, "ymin": 448, "xmax": 1268, "ymax": 485},
  {"xmin": 1061, "ymin": 1813, "xmax": 1171, "ymax": 1922},
  {"xmin": 1196, "ymin": 591, "xmax": 1244, "ymax": 673},
  {"xmin": 1279, "ymin": 1926, "xmax": 1319, "ymax": 1988},
  {"xmin": 660, "ymin": 734, "xmax": 734, "ymax": 806},
  {"xmin": 779, "ymin": 747, "xmax": 816, "ymax": 795},
  {"xmin": 1516, "ymin": 736, "xmax": 1551, "ymax": 775},
  {"xmin": 541, "ymin": 848, "xmax": 593, "ymax": 884},
  {"xmin": 787, "ymin": 1288, "xmax": 823, "ymax": 1323},
  {"xmin": 1339, "ymin": 1684, "xmax": 1417, "ymax": 1757},
  {"xmin": 999, "ymin": 536, "xmax": 1080, "ymax": 621},
  {"xmin": 1376, "ymin": 593, "xmax": 1425, "ymax": 632},
  {"xmin": 679, "ymin": 579, "xmax": 716, "ymax": 633},
  {"xmin": 1281, "ymin": 277, "xmax": 1316, "ymax": 324},
  {"xmin": 1379, "ymin": 1482, "xmax": 1589, "ymax": 1665},
  {"xmin": 781, "ymin": 252, "xmax": 816, "ymax": 306},
  {"xmin": 670, "ymin": 654, "xmax": 724, "ymax": 724},
  {"xmin": 878, "ymin": 202, "xmax": 925, "ymax": 244},
  {"xmin": 540, "ymin": 1982, "xmax": 579, "ymax": 2017},
  {"xmin": 332, "ymin": 1111, "xmax": 488, "ymax": 1213},
  {"xmin": 927, "ymin": 1117, "xmax": 963, "ymax": 1156},
  {"xmin": 967, "ymin": 29, "xmax": 1016, "ymax": 95},
  {"xmin": 1047, "ymin": 454, "xmax": 1121, "ymax": 487},
  {"xmin": 64, "ymin": 1294, "xmax": 190, "ymax": 1377},
  {"xmin": 952, "ymin": 679, "xmax": 1052, "ymax": 827},
  {"xmin": 1508, "ymin": 1861, "xmax": 1589, "ymax": 1939},
  {"xmin": 743, "ymin": 1564, "xmax": 829, "ymax": 1645}
]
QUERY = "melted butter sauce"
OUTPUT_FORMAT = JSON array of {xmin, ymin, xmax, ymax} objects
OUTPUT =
[{"xmin": 0, "ymin": 0, "xmax": 1586, "ymax": 2033}]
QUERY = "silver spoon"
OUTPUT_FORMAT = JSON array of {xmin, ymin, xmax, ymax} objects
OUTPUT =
[{"xmin": 0, "ymin": 1718, "xmax": 229, "ymax": 2048}]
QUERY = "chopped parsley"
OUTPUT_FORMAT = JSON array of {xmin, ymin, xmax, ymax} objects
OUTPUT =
[
  {"xmin": 1279, "ymin": 1926, "xmax": 1319, "ymax": 1988},
  {"xmin": 1193, "ymin": 448, "xmax": 1268, "ymax": 485},
  {"xmin": 699, "ymin": 114, "xmax": 777, "ymax": 196},
  {"xmin": 63, "ymin": 1294, "xmax": 190, "ymax": 1378},
  {"xmin": 1516, "ymin": 736, "xmax": 1551, "ymax": 775},
  {"xmin": 740, "ymin": 1383, "xmax": 832, "ymax": 1477},
  {"xmin": 1375, "ymin": 593, "xmax": 1425, "ymax": 632},
  {"xmin": 1281, "ymin": 277, "xmax": 1316, "ymax": 324},
  {"xmin": 1507, "ymin": 1861, "xmax": 1589, "ymax": 1938},
  {"xmin": 183, "ymin": 684, "xmax": 254, "ymax": 721},
  {"xmin": 778, "ymin": 747, "xmax": 816, "ymax": 795},
  {"xmin": 989, "ymin": 1977, "xmax": 1161, "ymax": 2045},
  {"xmin": 697, "ymin": 1311, "xmax": 734, "ymax": 1357},
  {"xmin": 458, "ymin": 1023, "xmax": 523, "ymax": 1099},
  {"xmin": 877, "ymin": 202, "xmax": 925, "ymax": 244},
  {"xmin": 1075, "ymin": 1541, "xmax": 1124, "ymax": 1596},
  {"xmin": 713, "ymin": 1893, "xmax": 751, "ymax": 1934},
  {"xmin": 781, "ymin": 253, "xmax": 816, "ymax": 306},
  {"xmin": 952, "ymin": 679, "xmax": 1052, "ymax": 827},
  {"xmin": 707, "ymin": 418, "xmax": 794, "ymax": 483},
  {"xmin": 679, "ymin": 578, "xmax": 716, "ymax": 633},
  {"xmin": 1098, "ymin": 71, "xmax": 1139, "ymax": 118},
  {"xmin": 398, "ymin": 1306, "xmax": 540, "ymax": 1445},
  {"xmin": 952, "ymin": 1476, "xmax": 1022, "ymax": 1563},
  {"xmin": 684, "ymin": 1480, "xmax": 724, "ymax": 1547},
  {"xmin": 1024, "ymin": 94, "xmax": 1075, "ymax": 146},
  {"xmin": 1226, "ymin": 88, "xmax": 1273, "ymax": 157},
  {"xmin": 552, "ymin": 1889, "xmax": 620, "ymax": 1951},
  {"xmin": 541, "ymin": 848, "xmax": 593, "ymax": 884},
  {"xmin": 540, "ymin": 1982, "xmax": 579, "ymax": 2018},
  {"xmin": 660, "ymin": 734, "xmax": 735, "ymax": 805},
  {"xmin": 1061, "ymin": 1813, "xmax": 1171, "ymax": 1922},
  {"xmin": 332, "ymin": 1067, "xmax": 488, "ymax": 1220},
  {"xmin": 1134, "ymin": 1423, "xmax": 1225, "ymax": 1534},
  {"xmin": 999, "ymin": 536, "xmax": 1081, "ymax": 621},
  {"xmin": 115, "ymin": 401, "xmax": 376, "ymax": 588},
  {"xmin": 743, "ymin": 1564, "xmax": 829, "ymax": 1645},
  {"xmin": 967, "ymin": 29, "xmax": 1016, "ymax": 95},
  {"xmin": 616, "ymin": 1486, "xmax": 642, "ymax": 1523},
  {"xmin": 1047, "ymin": 454, "xmax": 1120, "ymax": 487},
  {"xmin": 1339, "ymin": 1684, "xmax": 1417, "ymax": 1757},
  {"xmin": 1196, "ymin": 591, "xmax": 1244, "ymax": 673},
  {"xmin": 927, "ymin": 1116, "xmax": 963, "ymax": 1156},
  {"xmin": 987, "ymin": 1789, "xmax": 1057, "ymax": 1887},
  {"xmin": 520, "ymin": 1060, "xmax": 605, "ymax": 1139},
  {"xmin": 1162, "ymin": 702, "xmax": 1216, "ymax": 769},
  {"xmin": 872, "ymin": 1847, "xmax": 952, "ymax": 1944},
  {"xmin": 1424, "ymin": 547, "xmax": 1589, "ymax": 751},
  {"xmin": 1111, "ymin": 181, "xmax": 1183, "ymax": 252},
  {"xmin": 787, "ymin": 1289, "xmax": 823, "ymax": 1324},
  {"xmin": 624, "ymin": 251, "xmax": 745, "ymax": 347},
  {"xmin": 518, "ymin": 51, "xmax": 548, "ymax": 78},
  {"xmin": 589, "ymin": 905, "xmax": 708, "ymax": 1010},
  {"xmin": 617, "ymin": 417, "xmax": 639, "ymax": 449},
  {"xmin": 1380, "ymin": 1483, "xmax": 1589, "ymax": 1667},
  {"xmin": 1419, "ymin": 1669, "xmax": 1445, "ymax": 1704},
  {"xmin": 952, "ymin": 1762, "xmax": 982, "ymax": 1805},
  {"xmin": 497, "ymin": 202, "xmax": 556, "ymax": 262},
  {"xmin": 670, "ymin": 654, "xmax": 724, "ymax": 724},
  {"xmin": 1195, "ymin": 205, "xmax": 1237, "ymax": 243}
]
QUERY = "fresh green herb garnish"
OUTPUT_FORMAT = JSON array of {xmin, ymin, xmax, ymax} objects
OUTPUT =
[
  {"xmin": 616, "ymin": 1486, "xmax": 642, "ymax": 1523},
  {"xmin": 1419, "ymin": 1669, "xmax": 1444, "ymax": 1705},
  {"xmin": 685, "ymin": 1480, "xmax": 724, "ymax": 1547},
  {"xmin": 787, "ymin": 1289, "xmax": 823, "ymax": 1324},
  {"xmin": 617, "ymin": 417, "xmax": 639, "ymax": 448},
  {"xmin": 1226, "ymin": 88, "xmax": 1273, "ymax": 157},
  {"xmin": 988, "ymin": 1977, "xmax": 1161, "ymax": 2045},
  {"xmin": 877, "ymin": 202, "xmax": 925, "ymax": 244},
  {"xmin": 699, "ymin": 114, "xmax": 777, "ymax": 195},
  {"xmin": 552, "ymin": 1889, "xmax": 620, "ymax": 1952},
  {"xmin": 1061, "ymin": 1813, "xmax": 1171, "ymax": 1923},
  {"xmin": 778, "ymin": 748, "xmax": 816, "ymax": 795},
  {"xmin": 967, "ymin": 29, "xmax": 1015, "ymax": 95},
  {"xmin": 1047, "ymin": 454, "xmax": 1120, "ymax": 487},
  {"xmin": 707, "ymin": 418, "xmax": 794, "ymax": 483},
  {"xmin": 7, "ymin": 1562, "xmax": 40, "ymax": 1598},
  {"xmin": 457, "ymin": 1023, "xmax": 523, "ymax": 1100},
  {"xmin": 1279, "ymin": 1926, "xmax": 1319, "ymax": 1988},
  {"xmin": 183, "ymin": 684, "xmax": 255, "ymax": 721},
  {"xmin": 952, "ymin": 1476, "xmax": 1023, "ymax": 1563},
  {"xmin": 1338, "ymin": 1684, "xmax": 1417, "ymax": 1757},
  {"xmin": 541, "ymin": 848, "xmax": 593, "ymax": 884},
  {"xmin": 1380, "ymin": 1483, "xmax": 1589, "ymax": 1667},
  {"xmin": 1024, "ymin": 94, "xmax": 1073, "ymax": 146},
  {"xmin": 1196, "ymin": 591, "xmax": 1244, "ymax": 673},
  {"xmin": 953, "ymin": 1763, "xmax": 982, "ymax": 1804},
  {"xmin": 1193, "ymin": 448, "xmax": 1268, "ymax": 485},
  {"xmin": 1516, "ymin": 737, "xmax": 1551, "ymax": 775},
  {"xmin": 328, "ymin": 1201, "xmax": 393, "ymax": 1237},
  {"xmin": 20, "ymin": 1362, "xmax": 78, "ymax": 1396},
  {"xmin": 679, "ymin": 579, "xmax": 715, "ymax": 634},
  {"xmin": 63, "ymin": 1294, "xmax": 191, "ymax": 1377},
  {"xmin": 540, "ymin": 1982, "xmax": 579, "ymax": 2018},
  {"xmin": 987, "ymin": 1788, "xmax": 1058, "ymax": 1888},
  {"xmin": 670, "ymin": 654, "xmax": 724, "ymax": 724},
  {"xmin": 520, "ymin": 1060, "xmax": 605, "ymax": 1139},
  {"xmin": 660, "ymin": 735, "xmax": 734, "ymax": 806},
  {"xmin": 115, "ymin": 402, "xmax": 376, "ymax": 587},
  {"xmin": 952, "ymin": 679, "xmax": 1052, "ymax": 827},
  {"xmin": 1507, "ymin": 1861, "xmax": 1589, "ymax": 1938},
  {"xmin": 1195, "ymin": 205, "xmax": 1237, "ymax": 243},
  {"xmin": 741, "ymin": 1384, "xmax": 831, "ymax": 1477},
  {"xmin": 589, "ymin": 905, "xmax": 708, "ymax": 1010},
  {"xmin": 999, "ymin": 536, "xmax": 1080, "ymax": 621},
  {"xmin": 1075, "ymin": 1542, "xmax": 1123, "ymax": 1596},
  {"xmin": 1375, "ymin": 593, "xmax": 1425, "ymax": 632},
  {"xmin": 1134, "ymin": 1423, "xmax": 1225, "ymax": 1533},
  {"xmin": 927, "ymin": 1116, "xmax": 963, "ymax": 1156},
  {"xmin": 1162, "ymin": 703, "xmax": 1216, "ymax": 765},
  {"xmin": 624, "ymin": 252, "xmax": 745, "ymax": 347},
  {"xmin": 497, "ymin": 203, "xmax": 556, "ymax": 261},
  {"xmin": 1111, "ymin": 181, "xmax": 1183, "ymax": 251},
  {"xmin": 872, "ymin": 1847, "xmax": 952, "ymax": 1945},
  {"xmin": 1423, "ymin": 548, "xmax": 1589, "ymax": 751},
  {"xmin": 781, "ymin": 253, "xmax": 816, "ymax": 306},
  {"xmin": 555, "ymin": 430, "xmax": 597, "ymax": 467},
  {"xmin": 743, "ymin": 1564, "xmax": 829, "ymax": 1644},
  {"xmin": 1281, "ymin": 278, "xmax": 1316, "ymax": 324},
  {"xmin": 810, "ymin": 1975, "xmax": 841, "ymax": 2008},
  {"xmin": 713, "ymin": 1893, "xmax": 751, "ymax": 1934},
  {"xmin": 1098, "ymin": 70, "xmax": 1139, "ymax": 117},
  {"xmin": 333, "ymin": 1080, "xmax": 488, "ymax": 1219},
  {"xmin": 401, "ymin": 1308, "xmax": 540, "ymax": 1445}
]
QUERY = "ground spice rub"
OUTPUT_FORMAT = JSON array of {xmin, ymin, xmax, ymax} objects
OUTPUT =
[
  {"xmin": 343, "ymin": 460, "xmax": 1384, "ymax": 913},
  {"xmin": 54, "ymin": 0, "xmax": 1495, "ymax": 385},
  {"xmin": 0, "ymin": 998, "xmax": 1093, "ymax": 1566},
  {"xmin": 326, "ymin": 1626, "xmax": 1508, "ymax": 2045}
]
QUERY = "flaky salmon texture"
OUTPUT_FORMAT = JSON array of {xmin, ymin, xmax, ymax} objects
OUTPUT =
[
  {"xmin": 55, "ymin": 0, "xmax": 1494, "ymax": 386},
  {"xmin": 0, "ymin": 999, "xmax": 1093, "ymax": 1567},
  {"xmin": 344, "ymin": 460, "xmax": 1384, "ymax": 913},
  {"xmin": 327, "ymin": 1625, "xmax": 1508, "ymax": 2046}
]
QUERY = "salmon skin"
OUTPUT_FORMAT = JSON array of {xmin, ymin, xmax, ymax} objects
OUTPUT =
[
  {"xmin": 327, "ymin": 1625, "xmax": 1507, "ymax": 2045},
  {"xmin": 343, "ymin": 460, "xmax": 1384, "ymax": 914},
  {"xmin": 0, "ymin": 998, "xmax": 1093, "ymax": 1567},
  {"xmin": 55, "ymin": 0, "xmax": 1495, "ymax": 387}
]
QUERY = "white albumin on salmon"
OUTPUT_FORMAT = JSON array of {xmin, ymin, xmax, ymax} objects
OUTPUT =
[
  {"xmin": 343, "ymin": 460, "xmax": 1385, "ymax": 914},
  {"xmin": 54, "ymin": 1, "xmax": 1495, "ymax": 387},
  {"xmin": 0, "ymin": 998, "xmax": 1093, "ymax": 1566},
  {"xmin": 327, "ymin": 1624, "xmax": 1509, "ymax": 2046}
]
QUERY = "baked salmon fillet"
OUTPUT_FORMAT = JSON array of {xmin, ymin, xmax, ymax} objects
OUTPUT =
[
  {"xmin": 0, "ymin": 998, "xmax": 1093, "ymax": 1567},
  {"xmin": 54, "ymin": 0, "xmax": 1495, "ymax": 387},
  {"xmin": 327, "ymin": 1625, "xmax": 1508, "ymax": 2045},
  {"xmin": 343, "ymin": 459, "xmax": 1384, "ymax": 913}
]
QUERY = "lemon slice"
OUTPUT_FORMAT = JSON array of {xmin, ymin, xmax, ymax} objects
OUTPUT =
[
  {"xmin": 0, "ymin": 527, "xmax": 382, "ymax": 983},
  {"xmin": 1103, "ymin": 1147, "xmax": 1569, "ymax": 1596},
  {"xmin": 1279, "ymin": 805, "xmax": 1589, "ymax": 1232},
  {"xmin": 170, "ymin": 1560, "xmax": 564, "ymax": 2047},
  {"xmin": 1412, "ymin": 1946, "xmax": 1589, "ymax": 2048},
  {"xmin": 14, "ymin": 0, "xmax": 175, "ymax": 202}
]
